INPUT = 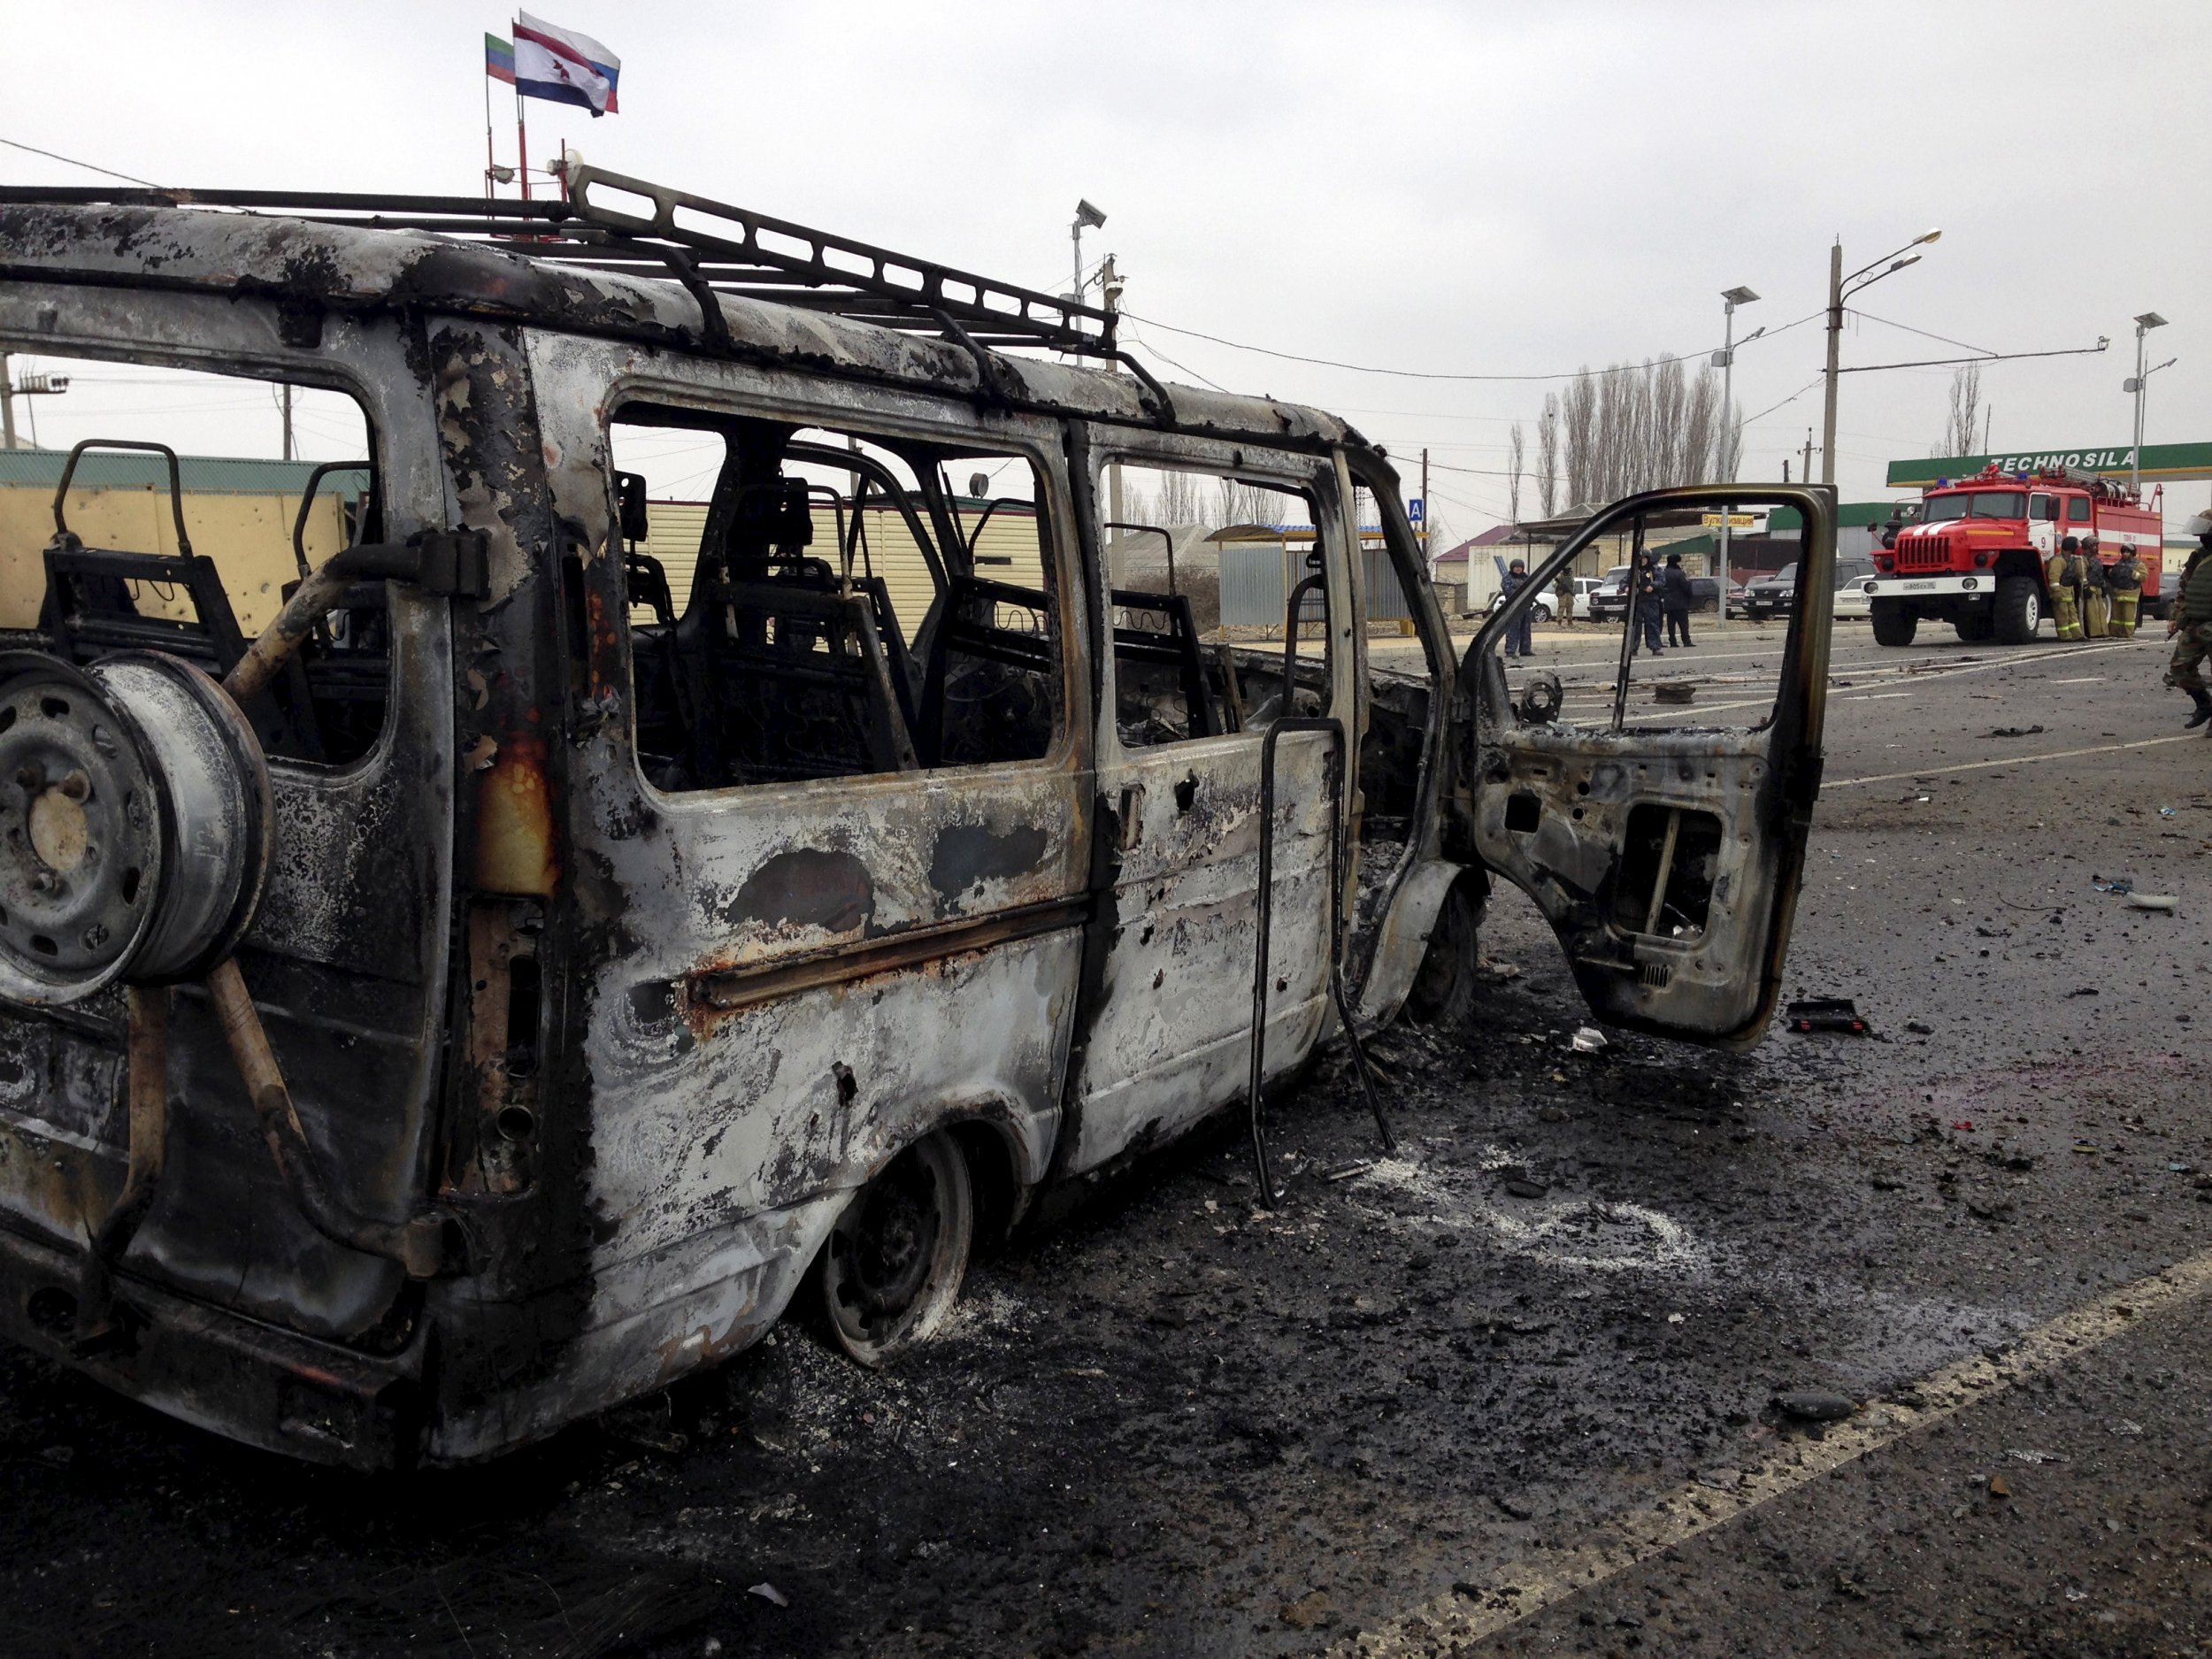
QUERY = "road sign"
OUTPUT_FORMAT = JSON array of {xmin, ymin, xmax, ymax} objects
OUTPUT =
[{"xmin": 1407, "ymin": 497, "xmax": 1425, "ymax": 524}]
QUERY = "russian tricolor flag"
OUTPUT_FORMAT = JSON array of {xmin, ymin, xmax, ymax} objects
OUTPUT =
[{"xmin": 495, "ymin": 12, "xmax": 620, "ymax": 117}]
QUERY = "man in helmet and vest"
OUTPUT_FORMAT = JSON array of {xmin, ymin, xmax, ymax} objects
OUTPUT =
[
  {"xmin": 2047, "ymin": 535, "xmax": 2085, "ymax": 641},
  {"xmin": 2078, "ymin": 535, "xmax": 2111, "ymax": 639},
  {"xmin": 2166, "ymin": 511, "xmax": 2212, "ymax": 729},
  {"xmin": 2107, "ymin": 541, "xmax": 2145, "ymax": 640}
]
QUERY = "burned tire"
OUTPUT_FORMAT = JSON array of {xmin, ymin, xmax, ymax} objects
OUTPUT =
[
  {"xmin": 1404, "ymin": 876, "xmax": 1483, "ymax": 1027},
  {"xmin": 0, "ymin": 651, "xmax": 270, "ymax": 1004},
  {"xmin": 819, "ymin": 1131, "xmax": 972, "ymax": 1367},
  {"xmin": 1993, "ymin": 576, "xmax": 2042, "ymax": 644},
  {"xmin": 1870, "ymin": 600, "xmax": 1916, "ymax": 647}
]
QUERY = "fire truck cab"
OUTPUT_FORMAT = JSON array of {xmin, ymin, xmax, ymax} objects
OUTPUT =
[{"xmin": 1861, "ymin": 464, "xmax": 2164, "ymax": 646}]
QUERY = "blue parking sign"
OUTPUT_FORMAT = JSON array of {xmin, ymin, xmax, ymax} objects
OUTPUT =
[{"xmin": 1408, "ymin": 497, "xmax": 1425, "ymax": 523}]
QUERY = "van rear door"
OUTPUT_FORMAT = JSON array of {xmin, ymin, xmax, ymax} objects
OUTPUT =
[{"xmin": 1455, "ymin": 486, "xmax": 1834, "ymax": 1047}]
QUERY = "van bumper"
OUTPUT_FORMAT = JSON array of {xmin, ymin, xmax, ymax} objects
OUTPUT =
[{"xmin": 0, "ymin": 1222, "xmax": 423, "ymax": 1471}]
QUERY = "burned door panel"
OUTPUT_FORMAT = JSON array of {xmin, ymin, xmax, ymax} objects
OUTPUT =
[
  {"xmin": 0, "ymin": 292, "xmax": 457, "ymax": 1342},
  {"xmin": 1458, "ymin": 486, "xmax": 1834, "ymax": 1047},
  {"xmin": 1065, "ymin": 440, "xmax": 1359, "ymax": 1173}
]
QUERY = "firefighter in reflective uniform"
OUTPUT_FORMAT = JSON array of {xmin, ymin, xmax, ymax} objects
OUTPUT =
[
  {"xmin": 2107, "ymin": 543, "xmax": 2145, "ymax": 639},
  {"xmin": 2047, "ymin": 535, "xmax": 2085, "ymax": 641},
  {"xmin": 2166, "ymin": 512, "xmax": 2212, "ymax": 729},
  {"xmin": 2078, "ymin": 535, "xmax": 2111, "ymax": 638}
]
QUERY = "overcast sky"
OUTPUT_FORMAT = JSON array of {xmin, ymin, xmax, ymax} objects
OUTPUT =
[{"xmin": 7, "ymin": 0, "xmax": 2208, "ymax": 540}]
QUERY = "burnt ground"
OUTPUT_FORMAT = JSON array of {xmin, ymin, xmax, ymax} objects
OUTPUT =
[{"xmin": 2, "ymin": 624, "xmax": 2208, "ymax": 1658}]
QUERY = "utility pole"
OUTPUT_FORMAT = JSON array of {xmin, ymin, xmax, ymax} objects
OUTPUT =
[
  {"xmin": 1419, "ymin": 447, "xmax": 1430, "ymax": 576},
  {"xmin": 0, "ymin": 355, "xmax": 15, "ymax": 451},
  {"xmin": 1822, "ymin": 227, "xmax": 1941, "ymax": 492},
  {"xmin": 1820, "ymin": 242, "xmax": 1842, "ymax": 488},
  {"xmin": 280, "ymin": 383, "xmax": 296, "ymax": 462},
  {"xmin": 1802, "ymin": 430, "xmax": 1815, "ymax": 485}
]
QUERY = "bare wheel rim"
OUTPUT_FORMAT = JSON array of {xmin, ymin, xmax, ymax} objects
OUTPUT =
[{"xmin": 822, "ymin": 1133, "xmax": 972, "ymax": 1365}]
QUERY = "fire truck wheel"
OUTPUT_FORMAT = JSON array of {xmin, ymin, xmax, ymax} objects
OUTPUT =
[
  {"xmin": 1993, "ymin": 576, "xmax": 2042, "ymax": 645},
  {"xmin": 1870, "ymin": 601, "xmax": 1916, "ymax": 647},
  {"xmin": 818, "ymin": 1130, "xmax": 973, "ymax": 1367},
  {"xmin": 1955, "ymin": 611, "xmax": 1994, "ymax": 643}
]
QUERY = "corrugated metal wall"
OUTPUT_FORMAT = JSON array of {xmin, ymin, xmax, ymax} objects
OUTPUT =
[{"xmin": 1218, "ymin": 539, "xmax": 1414, "ymax": 626}]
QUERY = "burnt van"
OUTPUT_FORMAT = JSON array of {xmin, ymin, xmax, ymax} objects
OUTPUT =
[{"xmin": 0, "ymin": 171, "xmax": 1836, "ymax": 1465}]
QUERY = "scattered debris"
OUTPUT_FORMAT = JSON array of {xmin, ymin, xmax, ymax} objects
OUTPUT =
[
  {"xmin": 1652, "ymin": 682, "xmax": 1697, "ymax": 704},
  {"xmin": 746, "ymin": 1583, "xmax": 789, "ymax": 1609},
  {"xmin": 1986, "ymin": 724, "xmax": 2046, "ymax": 738},
  {"xmin": 2127, "ymin": 893, "xmax": 2177, "ymax": 912},
  {"xmin": 2066, "ymin": 987, "xmax": 2100, "ymax": 998},
  {"xmin": 1905, "ymin": 1020, "xmax": 1934, "ymax": 1035},
  {"xmin": 1773, "ymin": 1390, "xmax": 1857, "ymax": 1422},
  {"xmin": 2159, "ymin": 806, "xmax": 2178, "ymax": 818},
  {"xmin": 1492, "ymin": 1494, "xmax": 1535, "ymax": 1521},
  {"xmin": 2109, "ymin": 1418, "xmax": 2145, "ymax": 1437},
  {"xmin": 2072, "ymin": 1141, "xmax": 2100, "ymax": 1155},
  {"xmin": 1319, "ymin": 1158, "xmax": 1374, "ymax": 1184},
  {"xmin": 1571, "ymin": 1026, "xmax": 1609, "ymax": 1053},
  {"xmin": 1503, "ymin": 1179, "xmax": 1549, "ymax": 1200},
  {"xmin": 2008, "ymin": 1449, "xmax": 2067, "ymax": 1464},
  {"xmin": 1786, "ymin": 998, "xmax": 1869, "ymax": 1035},
  {"xmin": 2090, "ymin": 876, "xmax": 2133, "ymax": 895},
  {"xmin": 1279, "ymin": 1590, "xmax": 1334, "ymax": 1631}
]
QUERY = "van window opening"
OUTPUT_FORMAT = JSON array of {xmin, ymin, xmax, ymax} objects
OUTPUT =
[
  {"xmin": 608, "ymin": 405, "xmax": 1060, "ymax": 790},
  {"xmin": 0, "ymin": 353, "xmax": 387, "ymax": 764}
]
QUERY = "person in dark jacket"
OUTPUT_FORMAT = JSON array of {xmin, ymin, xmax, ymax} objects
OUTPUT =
[
  {"xmin": 1500, "ymin": 558, "xmax": 1535, "ymax": 658},
  {"xmin": 2164, "ymin": 512, "xmax": 2212, "ymax": 729},
  {"xmin": 1632, "ymin": 554, "xmax": 1663, "ymax": 656},
  {"xmin": 1661, "ymin": 553, "xmax": 1695, "ymax": 647}
]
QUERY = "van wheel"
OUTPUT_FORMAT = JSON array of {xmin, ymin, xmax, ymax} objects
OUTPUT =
[
  {"xmin": 820, "ymin": 1132, "xmax": 972, "ymax": 1366},
  {"xmin": 1870, "ymin": 600, "xmax": 1916, "ymax": 647},
  {"xmin": 1404, "ymin": 878, "xmax": 1482, "ymax": 1026},
  {"xmin": 1993, "ymin": 577, "xmax": 2042, "ymax": 644}
]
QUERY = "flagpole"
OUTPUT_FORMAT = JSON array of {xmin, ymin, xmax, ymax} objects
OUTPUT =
[
  {"xmin": 514, "ymin": 80, "xmax": 530, "ymax": 203},
  {"xmin": 483, "ymin": 64, "xmax": 495, "ymax": 199}
]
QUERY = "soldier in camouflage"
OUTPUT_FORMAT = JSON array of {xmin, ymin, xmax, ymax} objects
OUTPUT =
[{"xmin": 2165, "ymin": 511, "xmax": 2212, "ymax": 730}]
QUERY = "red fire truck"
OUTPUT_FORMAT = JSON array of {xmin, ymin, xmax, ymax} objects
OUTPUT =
[{"xmin": 1859, "ymin": 464, "xmax": 2164, "ymax": 646}]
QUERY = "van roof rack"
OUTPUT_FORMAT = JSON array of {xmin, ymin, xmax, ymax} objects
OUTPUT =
[{"xmin": 0, "ymin": 165, "xmax": 1118, "ymax": 359}]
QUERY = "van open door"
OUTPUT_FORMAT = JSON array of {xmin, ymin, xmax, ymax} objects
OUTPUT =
[{"xmin": 1455, "ymin": 486, "xmax": 1834, "ymax": 1048}]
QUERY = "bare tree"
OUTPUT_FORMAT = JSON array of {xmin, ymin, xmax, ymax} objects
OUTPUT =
[
  {"xmin": 1536, "ymin": 394, "xmax": 1560, "ymax": 517},
  {"xmin": 1507, "ymin": 421, "xmax": 1525, "ymax": 525},
  {"xmin": 1944, "ymin": 363, "xmax": 1985, "ymax": 457},
  {"xmin": 1561, "ymin": 357, "xmax": 1733, "ymax": 505}
]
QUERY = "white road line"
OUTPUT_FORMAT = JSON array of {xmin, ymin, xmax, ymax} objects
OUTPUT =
[
  {"xmin": 2052, "ymin": 675, "xmax": 2108, "ymax": 684},
  {"xmin": 1333, "ymin": 1248, "xmax": 2212, "ymax": 1658},
  {"xmin": 1825, "ymin": 733, "xmax": 2198, "ymax": 789},
  {"xmin": 1841, "ymin": 691, "xmax": 1913, "ymax": 701}
]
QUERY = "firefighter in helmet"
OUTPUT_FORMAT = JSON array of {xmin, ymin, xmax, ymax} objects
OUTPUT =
[
  {"xmin": 2047, "ymin": 535, "xmax": 2085, "ymax": 641},
  {"xmin": 2078, "ymin": 535, "xmax": 2111, "ymax": 638},
  {"xmin": 2106, "ymin": 541, "xmax": 2145, "ymax": 639},
  {"xmin": 2165, "ymin": 511, "xmax": 2212, "ymax": 729}
]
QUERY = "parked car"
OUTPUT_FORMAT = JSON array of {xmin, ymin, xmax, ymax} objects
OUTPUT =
[
  {"xmin": 1586, "ymin": 567, "xmax": 1717, "ymax": 624},
  {"xmin": 1483, "ymin": 587, "xmax": 1555, "ymax": 625},
  {"xmin": 1587, "ymin": 565, "xmax": 1634, "ymax": 624},
  {"xmin": 1724, "ymin": 580, "xmax": 1753, "ymax": 618},
  {"xmin": 1742, "ymin": 563, "xmax": 1798, "ymax": 621},
  {"xmin": 1831, "ymin": 556, "xmax": 1878, "ymax": 619}
]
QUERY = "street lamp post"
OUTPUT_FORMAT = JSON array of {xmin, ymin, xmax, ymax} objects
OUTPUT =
[
  {"xmin": 1822, "ymin": 228, "xmax": 1942, "ymax": 487},
  {"xmin": 1714, "ymin": 285, "xmax": 1760, "ymax": 610},
  {"xmin": 2126, "ymin": 311, "xmax": 2169, "ymax": 499}
]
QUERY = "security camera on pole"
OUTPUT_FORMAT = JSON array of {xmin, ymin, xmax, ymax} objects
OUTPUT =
[
  {"xmin": 2124, "ymin": 311, "xmax": 2173, "ymax": 500},
  {"xmin": 1713, "ymin": 285, "xmax": 1761, "ymax": 613}
]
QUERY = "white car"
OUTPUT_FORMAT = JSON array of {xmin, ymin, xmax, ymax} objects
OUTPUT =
[{"xmin": 1832, "ymin": 555, "xmax": 1878, "ymax": 619}]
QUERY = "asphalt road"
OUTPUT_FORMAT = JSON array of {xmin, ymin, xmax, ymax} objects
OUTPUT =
[{"xmin": 2, "ymin": 621, "xmax": 2208, "ymax": 1659}]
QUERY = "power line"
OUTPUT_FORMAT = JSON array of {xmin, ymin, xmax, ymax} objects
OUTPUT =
[
  {"xmin": 0, "ymin": 136, "xmax": 160, "ymax": 188},
  {"xmin": 1847, "ymin": 308, "xmax": 1994, "ymax": 358},
  {"xmin": 1119, "ymin": 308, "xmax": 1823, "ymax": 384},
  {"xmin": 1741, "ymin": 376, "xmax": 1826, "ymax": 426}
]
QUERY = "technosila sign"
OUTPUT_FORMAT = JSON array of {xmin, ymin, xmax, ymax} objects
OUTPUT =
[{"xmin": 1985, "ymin": 447, "xmax": 2134, "ymax": 472}]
